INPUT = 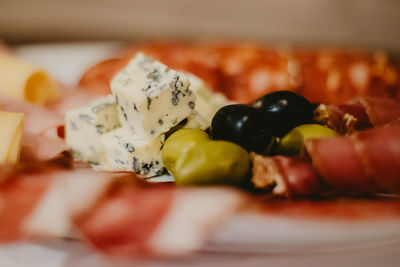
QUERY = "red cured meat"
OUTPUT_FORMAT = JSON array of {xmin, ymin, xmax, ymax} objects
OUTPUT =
[
  {"xmin": 0, "ymin": 96, "xmax": 64, "ymax": 138},
  {"xmin": 0, "ymin": 96, "xmax": 67, "ymax": 160},
  {"xmin": 314, "ymin": 97, "xmax": 400, "ymax": 134},
  {"xmin": 47, "ymin": 86, "xmax": 100, "ymax": 116},
  {"xmin": 78, "ymin": 58, "xmax": 129, "ymax": 96},
  {"xmin": 251, "ymin": 154, "xmax": 323, "ymax": 197},
  {"xmin": 353, "ymin": 124, "xmax": 400, "ymax": 193},
  {"xmin": 305, "ymin": 125, "xmax": 400, "ymax": 194},
  {"xmin": 0, "ymin": 171, "xmax": 52, "ymax": 241},
  {"xmin": 78, "ymin": 41, "xmax": 400, "ymax": 104},
  {"xmin": 360, "ymin": 97, "xmax": 400, "ymax": 126},
  {"xmin": 305, "ymin": 137, "xmax": 379, "ymax": 193},
  {"xmin": 253, "ymin": 124, "xmax": 400, "ymax": 196},
  {"xmin": 336, "ymin": 102, "xmax": 372, "ymax": 130},
  {"xmin": 21, "ymin": 133, "xmax": 68, "ymax": 162},
  {"xmin": 75, "ymin": 182, "xmax": 175, "ymax": 256},
  {"xmin": 275, "ymin": 156, "xmax": 324, "ymax": 197}
]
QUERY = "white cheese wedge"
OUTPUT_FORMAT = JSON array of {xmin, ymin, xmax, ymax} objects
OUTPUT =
[
  {"xmin": 185, "ymin": 73, "xmax": 233, "ymax": 130},
  {"xmin": 65, "ymin": 95, "xmax": 120, "ymax": 164},
  {"xmin": 111, "ymin": 53, "xmax": 196, "ymax": 139},
  {"xmin": 100, "ymin": 128, "xmax": 164, "ymax": 177},
  {"xmin": 0, "ymin": 111, "xmax": 24, "ymax": 164},
  {"xmin": 0, "ymin": 54, "xmax": 60, "ymax": 106}
]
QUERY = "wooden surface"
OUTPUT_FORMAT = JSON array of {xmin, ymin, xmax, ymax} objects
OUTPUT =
[{"xmin": 1, "ymin": 0, "xmax": 400, "ymax": 53}]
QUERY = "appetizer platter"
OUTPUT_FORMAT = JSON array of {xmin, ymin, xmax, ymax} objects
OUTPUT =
[{"xmin": 0, "ymin": 40, "xmax": 400, "ymax": 263}]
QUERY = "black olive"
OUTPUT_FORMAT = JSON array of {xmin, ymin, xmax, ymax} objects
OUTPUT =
[
  {"xmin": 211, "ymin": 104, "xmax": 273, "ymax": 153},
  {"xmin": 252, "ymin": 91, "xmax": 315, "ymax": 136}
]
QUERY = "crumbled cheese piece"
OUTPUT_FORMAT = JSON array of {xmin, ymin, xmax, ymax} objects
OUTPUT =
[
  {"xmin": 100, "ymin": 128, "xmax": 164, "ymax": 177},
  {"xmin": 65, "ymin": 95, "xmax": 120, "ymax": 164},
  {"xmin": 111, "ymin": 53, "xmax": 196, "ymax": 139},
  {"xmin": 184, "ymin": 73, "xmax": 233, "ymax": 129}
]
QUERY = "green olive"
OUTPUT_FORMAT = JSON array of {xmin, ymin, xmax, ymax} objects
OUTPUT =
[
  {"xmin": 174, "ymin": 140, "xmax": 250, "ymax": 186},
  {"xmin": 278, "ymin": 124, "xmax": 339, "ymax": 155},
  {"xmin": 162, "ymin": 128, "xmax": 209, "ymax": 176}
]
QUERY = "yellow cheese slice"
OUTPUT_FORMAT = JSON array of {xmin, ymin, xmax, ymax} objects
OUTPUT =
[
  {"xmin": 0, "ymin": 111, "xmax": 24, "ymax": 164},
  {"xmin": 0, "ymin": 54, "xmax": 60, "ymax": 105}
]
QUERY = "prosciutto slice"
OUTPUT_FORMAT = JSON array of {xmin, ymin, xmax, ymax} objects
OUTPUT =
[
  {"xmin": 0, "ymin": 157, "xmax": 71, "ymax": 241},
  {"xmin": 0, "ymin": 160, "xmax": 247, "ymax": 257},
  {"xmin": 74, "ymin": 184, "xmax": 245, "ymax": 257},
  {"xmin": 0, "ymin": 160, "xmax": 134, "ymax": 242},
  {"xmin": 20, "ymin": 133, "xmax": 68, "ymax": 162},
  {"xmin": 251, "ymin": 154, "xmax": 323, "ymax": 197},
  {"xmin": 0, "ymin": 168, "xmax": 53, "ymax": 241},
  {"xmin": 0, "ymin": 96, "xmax": 63, "ymax": 138},
  {"xmin": 46, "ymin": 86, "xmax": 99, "ymax": 116},
  {"xmin": 0, "ymin": 96, "xmax": 67, "ymax": 160},
  {"xmin": 306, "ymin": 124, "xmax": 400, "ymax": 194},
  {"xmin": 314, "ymin": 97, "xmax": 400, "ymax": 134},
  {"xmin": 252, "ymin": 125, "xmax": 400, "ymax": 196}
]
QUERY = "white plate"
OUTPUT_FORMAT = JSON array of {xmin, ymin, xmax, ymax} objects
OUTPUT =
[{"xmin": 3, "ymin": 42, "xmax": 399, "ymax": 266}]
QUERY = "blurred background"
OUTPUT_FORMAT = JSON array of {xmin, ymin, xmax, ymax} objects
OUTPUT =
[{"xmin": 1, "ymin": 0, "xmax": 399, "ymax": 53}]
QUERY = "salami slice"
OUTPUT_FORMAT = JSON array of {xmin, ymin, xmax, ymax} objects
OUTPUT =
[{"xmin": 79, "ymin": 41, "xmax": 400, "ymax": 104}]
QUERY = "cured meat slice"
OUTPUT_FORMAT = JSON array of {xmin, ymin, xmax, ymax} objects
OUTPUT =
[
  {"xmin": 20, "ymin": 133, "xmax": 68, "ymax": 162},
  {"xmin": 0, "ymin": 155, "xmax": 73, "ymax": 241},
  {"xmin": 79, "ymin": 41, "xmax": 400, "ymax": 105},
  {"xmin": 305, "ymin": 125, "xmax": 400, "ymax": 194},
  {"xmin": 74, "ymin": 182, "xmax": 175, "ymax": 256},
  {"xmin": 46, "ymin": 86, "xmax": 99, "ymax": 116},
  {"xmin": 359, "ymin": 97, "xmax": 400, "ymax": 127},
  {"xmin": 74, "ymin": 184, "xmax": 245, "ymax": 257},
  {"xmin": 252, "ymin": 124, "xmax": 400, "ymax": 196},
  {"xmin": 314, "ymin": 97, "xmax": 400, "ymax": 134},
  {"xmin": 78, "ymin": 58, "xmax": 129, "ymax": 96},
  {"xmin": 0, "ymin": 161, "xmax": 122, "ymax": 241},
  {"xmin": 305, "ymin": 136, "xmax": 380, "ymax": 193},
  {"xmin": 0, "ymin": 170, "xmax": 52, "ymax": 241},
  {"xmin": 353, "ymin": 124, "xmax": 400, "ymax": 193},
  {"xmin": 251, "ymin": 154, "xmax": 323, "ymax": 197},
  {"xmin": 0, "ymin": 161, "xmax": 246, "ymax": 257},
  {"xmin": 0, "ymin": 96, "xmax": 67, "ymax": 160},
  {"xmin": 0, "ymin": 96, "xmax": 64, "ymax": 138}
]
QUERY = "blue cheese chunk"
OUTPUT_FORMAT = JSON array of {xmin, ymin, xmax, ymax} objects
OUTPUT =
[
  {"xmin": 184, "ymin": 73, "xmax": 233, "ymax": 130},
  {"xmin": 65, "ymin": 95, "xmax": 120, "ymax": 164},
  {"xmin": 100, "ymin": 128, "xmax": 164, "ymax": 177},
  {"xmin": 111, "ymin": 53, "xmax": 196, "ymax": 139}
]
